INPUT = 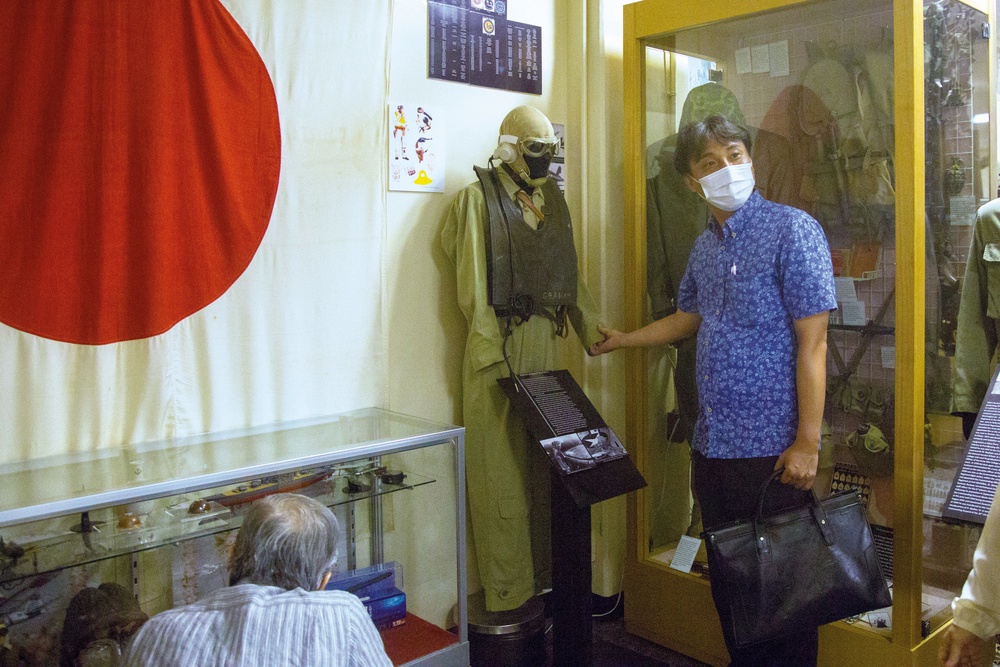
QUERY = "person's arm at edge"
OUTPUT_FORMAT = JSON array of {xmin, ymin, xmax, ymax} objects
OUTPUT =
[
  {"xmin": 588, "ymin": 310, "xmax": 701, "ymax": 356},
  {"xmin": 940, "ymin": 479, "xmax": 1000, "ymax": 666},
  {"xmin": 775, "ymin": 310, "xmax": 828, "ymax": 490},
  {"xmin": 938, "ymin": 624, "xmax": 995, "ymax": 667}
]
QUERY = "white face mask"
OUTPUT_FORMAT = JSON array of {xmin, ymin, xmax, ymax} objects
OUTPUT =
[{"xmin": 696, "ymin": 162, "xmax": 755, "ymax": 212}]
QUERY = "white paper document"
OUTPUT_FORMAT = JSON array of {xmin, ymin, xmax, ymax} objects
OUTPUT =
[
  {"xmin": 834, "ymin": 277, "xmax": 858, "ymax": 303},
  {"xmin": 735, "ymin": 47, "xmax": 752, "ymax": 74},
  {"xmin": 751, "ymin": 44, "xmax": 769, "ymax": 73},
  {"xmin": 950, "ymin": 195, "xmax": 977, "ymax": 226},
  {"xmin": 669, "ymin": 535, "xmax": 702, "ymax": 574},
  {"xmin": 881, "ymin": 346, "xmax": 895, "ymax": 369},
  {"xmin": 769, "ymin": 41, "xmax": 789, "ymax": 77},
  {"xmin": 840, "ymin": 300, "xmax": 867, "ymax": 326}
]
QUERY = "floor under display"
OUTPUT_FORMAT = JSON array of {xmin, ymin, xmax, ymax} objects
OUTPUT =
[
  {"xmin": 589, "ymin": 617, "xmax": 710, "ymax": 667},
  {"xmin": 539, "ymin": 614, "xmax": 709, "ymax": 667}
]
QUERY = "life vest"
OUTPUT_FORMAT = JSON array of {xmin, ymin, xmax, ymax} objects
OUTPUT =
[{"xmin": 474, "ymin": 165, "xmax": 578, "ymax": 323}]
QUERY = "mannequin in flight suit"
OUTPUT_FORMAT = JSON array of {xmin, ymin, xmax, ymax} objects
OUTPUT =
[{"xmin": 441, "ymin": 106, "xmax": 601, "ymax": 612}]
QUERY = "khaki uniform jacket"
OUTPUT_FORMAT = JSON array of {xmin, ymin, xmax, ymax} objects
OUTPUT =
[{"xmin": 953, "ymin": 198, "xmax": 1000, "ymax": 414}]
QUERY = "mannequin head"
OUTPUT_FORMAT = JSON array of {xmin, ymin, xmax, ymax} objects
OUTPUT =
[{"xmin": 494, "ymin": 105, "xmax": 558, "ymax": 187}]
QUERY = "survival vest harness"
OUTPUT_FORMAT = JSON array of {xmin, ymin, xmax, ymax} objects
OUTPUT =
[{"xmin": 474, "ymin": 164, "xmax": 578, "ymax": 335}]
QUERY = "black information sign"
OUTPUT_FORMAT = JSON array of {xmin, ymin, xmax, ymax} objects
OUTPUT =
[
  {"xmin": 467, "ymin": 10, "xmax": 506, "ymax": 87},
  {"xmin": 498, "ymin": 370, "xmax": 645, "ymax": 508},
  {"xmin": 428, "ymin": 1, "xmax": 541, "ymax": 95},
  {"xmin": 428, "ymin": 3, "xmax": 468, "ymax": 83},
  {"xmin": 942, "ymin": 365, "xmax": 1000, "ymax": 524},
  {"xmin": 504, "ymin": 21, "xmax": 541, "ymax": 94},
  {"xmin": 871, "ymin": 524, "xmax": 894, "ymax": 581}
]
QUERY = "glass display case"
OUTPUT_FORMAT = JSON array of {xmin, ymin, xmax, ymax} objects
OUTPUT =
[
  {"xmin": 0, "ymin": 408, "xmax": 468, "ymax": 667},
  {"xmin": 622, "ymin": 0, "xmax": 994, "ymax": 664}
]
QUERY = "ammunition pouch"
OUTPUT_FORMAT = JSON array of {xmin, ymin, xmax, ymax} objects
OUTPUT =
[{"xmin": 846, "ymin": 423, "xmax": 893, "ymax": 478}]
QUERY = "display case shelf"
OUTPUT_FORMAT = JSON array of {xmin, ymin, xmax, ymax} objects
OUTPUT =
[
  {"xmin": 0, "ymin": 408, "xmax": 454, "ymax": 525},
  {"xmin": 0, "ymin": 467, "xmax": 435, "ymax": 586},
  {"xmin": 0, "ymin": 408, "xmax": 469, "ymax": 667}
]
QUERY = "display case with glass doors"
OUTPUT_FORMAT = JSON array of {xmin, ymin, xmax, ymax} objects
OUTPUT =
[
  {"xmin": 622, "ymin": 0, "xmax": 994, "ymax": 664},
  {"xmin": 0, "ymin": 408, "xmax": 468, "ymax": 667}
]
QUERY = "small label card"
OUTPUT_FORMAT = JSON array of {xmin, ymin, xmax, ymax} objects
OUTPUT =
[
  {"xmin": 669, "ymin": 535, "xmax": 702, "ymax": 574},
  {"xmin": 735, "ymin": 47, "xmax": 751, "ymax": 74},
  {"xmin": 881, "ymin": 346, "xmax": 895, "ymax": 369},
  {"xmin": 834, "ymin": 277, "xmax": 858, "ymax": 303},
  {"xmin": 751, "ymin": 44, "xmax": 769, "ymax": 73},
  {"xmin": 841, "ymin": 300, "xmax": 867, "ymax": 326}
]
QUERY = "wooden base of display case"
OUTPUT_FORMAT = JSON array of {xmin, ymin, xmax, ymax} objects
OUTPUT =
[
  {"xmin": 624, "ymin": 560, "xmax": 729, "ymax": 667},
  {"xmin": 625, "ymin": 561, "xmax": 947, "ymax": 667}
]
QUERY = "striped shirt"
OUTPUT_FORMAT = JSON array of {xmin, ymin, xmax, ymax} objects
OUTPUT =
[{"xmin": 123, "ymin": 584, "xmax": 393, "ymax": 667}]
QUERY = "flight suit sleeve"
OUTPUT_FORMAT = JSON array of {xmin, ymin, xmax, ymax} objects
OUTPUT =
[
  {"xmin": 568, "ymin": 272, "xmax": 601, "ymax": 351},
  {"xmin": 441, "ymin": 184, "xmax": 506, "ymax": 372},
  {"xmin": 953, "ymin": 203, "xmax": 1000, "ymax": 414},
  {"xmin": 561, "ymin": 184, "xmax": 601, "ymax": 351},
  {"xmin": 646, "ymin": 175, "xmax": 674, "ymax": 320}
]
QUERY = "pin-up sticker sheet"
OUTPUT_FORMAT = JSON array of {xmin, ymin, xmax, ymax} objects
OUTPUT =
[{"xmin": 389, "ymin": 102, "xmax": 444, "ymax": 193}]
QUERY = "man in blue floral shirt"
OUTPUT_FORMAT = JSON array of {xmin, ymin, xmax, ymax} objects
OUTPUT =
[{"xmin": 592, "ymin": 115, "xmax": 836, "ymax": 666}]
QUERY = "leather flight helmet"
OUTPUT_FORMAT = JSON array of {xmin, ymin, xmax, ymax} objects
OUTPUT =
[{"xmin": 495, "ymin": 105, "xmax": 558, "ymax": 187}]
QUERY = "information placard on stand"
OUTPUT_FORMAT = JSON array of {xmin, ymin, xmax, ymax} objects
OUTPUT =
[
  {"xmin": 942, "ymin": 365, "xmax": 1000, "ymax": 525},
  {"xmin": 498, "ymin": 370, "xmax": 646, "ymax": 507},
  {"xmin": 499, "ymin": 370, "xmax": 645, "ymax": 666}
]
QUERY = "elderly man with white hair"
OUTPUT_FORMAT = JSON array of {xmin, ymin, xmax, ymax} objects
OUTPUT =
[{"xmin": 124, "ymin": 493, "xmax": 392, "ymax": 667}]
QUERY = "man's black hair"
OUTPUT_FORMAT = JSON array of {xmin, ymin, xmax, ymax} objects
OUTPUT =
[{"xmin": 673, "ymin": 115, "xmax": 752, "ymax": 176}]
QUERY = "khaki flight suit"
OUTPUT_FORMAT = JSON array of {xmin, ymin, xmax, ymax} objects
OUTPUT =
[{"xmin": 442, "ymin": 169, "xmax": 600, "ymax": 611}]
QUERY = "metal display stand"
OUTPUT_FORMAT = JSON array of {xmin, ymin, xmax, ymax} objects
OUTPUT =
[{"xmin": 500, "ymin": 371, "xmax": 646, "ymax": 666}]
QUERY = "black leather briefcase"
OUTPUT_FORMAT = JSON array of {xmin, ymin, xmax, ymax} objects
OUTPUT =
[{"xmin": 703, "ymin": 470, "xmax": 892, "ymax": 649}]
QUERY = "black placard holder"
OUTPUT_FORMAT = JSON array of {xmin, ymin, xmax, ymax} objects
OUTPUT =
[
  {"xmin": 499, "ymin": 370, "xmax": 646, "ymax": 666},
  {"xmin": 942, "ymin": 365, "xmax": 1000, "ymax": 525}
]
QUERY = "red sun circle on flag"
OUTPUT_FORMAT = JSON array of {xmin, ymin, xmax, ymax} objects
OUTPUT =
[{"xmin": 0, "ymin": 1, "xmax": 280, "ymax": 345}]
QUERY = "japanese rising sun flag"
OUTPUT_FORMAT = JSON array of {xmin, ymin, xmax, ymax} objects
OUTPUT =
[{"xmin": 0, "ymin": 1, "xmax": 388, "ymax": 462}]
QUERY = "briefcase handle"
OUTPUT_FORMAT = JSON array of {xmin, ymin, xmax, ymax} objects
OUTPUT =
[{"xmin": 754, "ymin": 470, "xmax": 835, "ymax": 560}]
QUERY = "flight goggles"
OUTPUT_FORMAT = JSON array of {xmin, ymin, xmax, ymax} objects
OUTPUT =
[{"xmin": 499, "ymin": 134, "xmax": 559, "ymax": 157}]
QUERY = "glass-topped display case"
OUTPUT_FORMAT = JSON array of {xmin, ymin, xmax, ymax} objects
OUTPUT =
[
  {"xmin": 0, "ymin": 408, "xmax": 468, "ymax": 667},
  {"xmin": 622, "ymin": 0, "xmax": 994, "ymax": 664}
]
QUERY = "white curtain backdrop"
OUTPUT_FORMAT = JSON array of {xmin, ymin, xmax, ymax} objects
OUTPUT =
[{"xmin": 0, "ymin": 0, "xmax": 389, "ymax": 463}]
